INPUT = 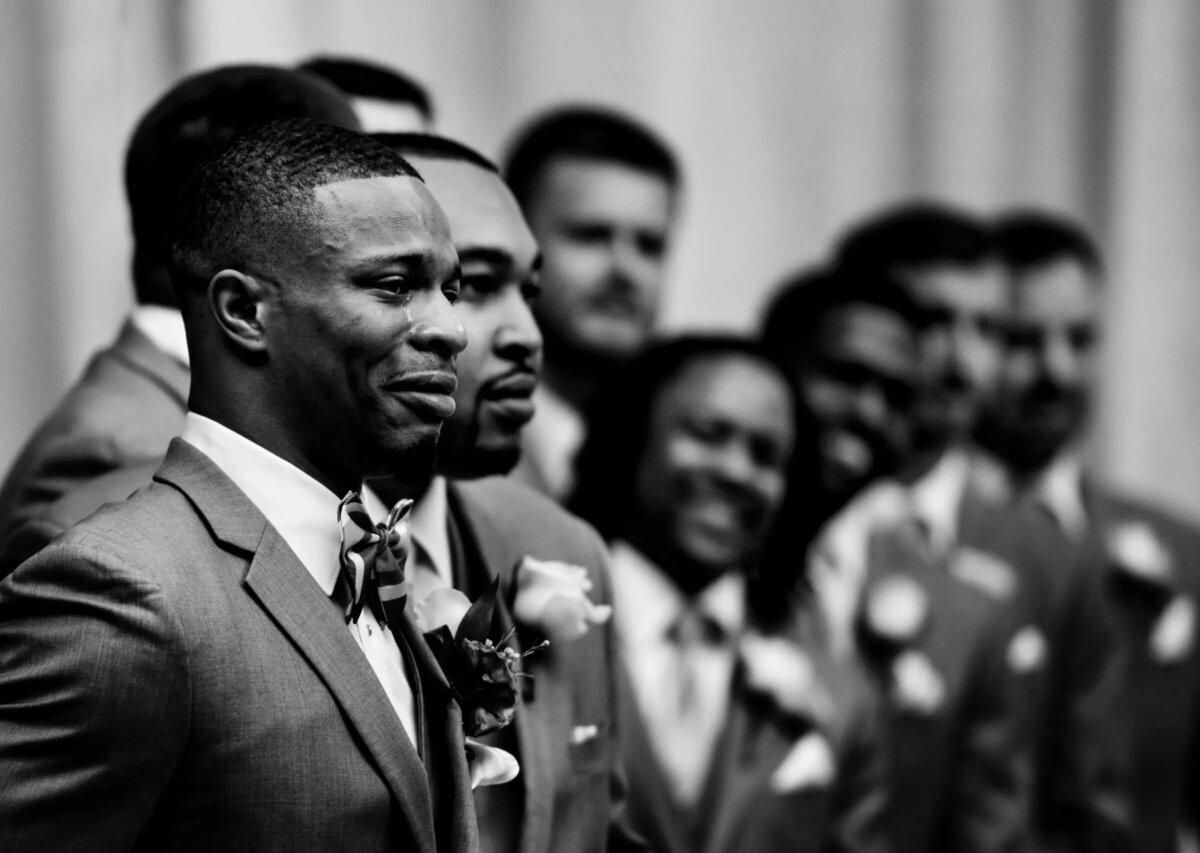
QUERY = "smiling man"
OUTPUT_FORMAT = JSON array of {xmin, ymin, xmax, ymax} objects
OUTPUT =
[
  {"xmin": 0, "ymin": 120, "xmax": 477, "ymax": 852},
  {"xmin": 368, "ymin": 134, "xmax": 648, "ymax": 853}
]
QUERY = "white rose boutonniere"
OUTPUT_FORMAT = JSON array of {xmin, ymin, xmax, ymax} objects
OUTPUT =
[
  {"xmin": 890, "ymin": 649, "xmax": 946, "ymax": 716},
  {"xmin": 739, "ymin": 631, "xmax": 836, "ymax": 729},
  {"xmin": 1107, "ymin": 522, "xmax": 1175, "ymax": 587},
  {"xmin": 512, "ymin": 556, "xmax": 613, "ymax": 643}
]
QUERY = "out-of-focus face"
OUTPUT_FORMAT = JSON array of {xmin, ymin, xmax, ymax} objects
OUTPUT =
[
  {"xmin": 901, "ymin": 262, "xmax": 1007, "ymax": 445},
  {"xmin": 409, "ymin": 156, "xmax": 543, "ymax": 479},
  {"xmin": 523, "ymin": 157, "xmax": 675, "ymax": 368},
  {"xmin": 631, "ymin": 354, "xmax": 794, "ymax": 586},
  {"xmin": 796, "ymin": 304, "xmax": 918, "ymax": 503},
  {"xmin": 267, "ymin": 174, "xmax": 465, "ymax": 490},
  {"xmin": 982, "ymin": 257, "xmax": 1100, "ymax": 471},
  {"xmin": 351, "ymin": 96, "xmax": 430, "ymax": 133}
]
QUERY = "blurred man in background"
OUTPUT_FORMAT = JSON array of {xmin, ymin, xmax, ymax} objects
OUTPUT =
[
  {"xmin": 572, "ymin": 335, "xmax": 888, "ymax": 853},
  {"xmin": 835, "ymin": 202, "xmax": 1133, "ymax": 852},
  {"xmin": 0, "ymin": 65, "xmax": 358, "ymax": 578},
  {"xmin": 367, "ymin": 132, "xmax": 647, "ymax": 853},
  {"xmin": 760, "ymin": 268, "xmax": 1030, "ymax": 853},
  {"xmin": 977, "ymin": 211, "xmax": 1200, "ymax": 853},
  {"xmin": 502, "ymin": 106, "xmax": 681, "ymax": 501},
  {"xmin": 299, "ymin": 54, "xmax": 435, "ymax": 132}
]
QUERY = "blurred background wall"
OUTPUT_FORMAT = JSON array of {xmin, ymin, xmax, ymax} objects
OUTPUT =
[{"xmin": 2, "ymin": 0, "xmax": 1199, "ymax": 515}]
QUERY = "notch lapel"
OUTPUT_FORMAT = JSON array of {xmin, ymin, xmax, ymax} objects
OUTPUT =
[
  {"xmin": 446, "ymin": 486, "xmax": 556, "ymax": 853},
  {"xmin": 155, "ymin": 440, "xmax": 440, "ymax": 853}
]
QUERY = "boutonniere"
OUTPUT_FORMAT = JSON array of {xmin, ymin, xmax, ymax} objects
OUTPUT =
[
  {"xmin": 1150, "ymin": 594, "xmax": 1196, "ymax": 664},
  {"xmin": 861, "ymin": 573, "xmax": 930, "ymax": 649},
  {"xmin": 1107, "ymin": 522, "xmax": 1175, "ymax": 588},
  {"xmin": 769, "ymin": 731, "xmax": 837, "ymax": 793},
  {"xmin": 512, "ymin": 556, "xmax": 613, "ymax": 644},
  {"xmin": 739, "ymin": 632, "xmax": 836, "ymax": 730},
  {"xmin": 412, "ymin": 581, "xmax": 545, "ymax": 787},
  {"xmin": 890, "ymin": 649, "xmax": 945, "ymax": 716}
]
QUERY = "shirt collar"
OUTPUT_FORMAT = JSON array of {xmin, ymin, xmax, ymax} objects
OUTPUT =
[
  {"xmin": 907, "ymin": 447, "xmax": 971, "ymax": 554},
  {"xmin": 1031, "ymin": 453, "xmax": 1087, "ymax": 538},
  {"xmin": 130, "ymin": 305, "xmax": 190, "ymax": 368},
  {"xmin": 519, "ymin": 384, "xmax": 587, "ymax": 500},
  {"xmin": 180, "ymin": 412, "xmax": 346, "ymax": 594},
  {"xmin": 608, "ymin": 540, "xmax": 746, "ymax": 646},
  {"xmin": 363, "ymin": 475, "xmax": 452, "ymax": 587}
]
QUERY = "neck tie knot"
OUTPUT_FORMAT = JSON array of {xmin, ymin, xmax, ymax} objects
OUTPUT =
[{"xmin": 337, "ymin": 491, "xmax": 413, "ymax": 627}]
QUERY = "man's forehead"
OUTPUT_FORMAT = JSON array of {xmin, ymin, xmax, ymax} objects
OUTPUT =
[
  {"xmin": 1011, "ymin": 258, "xmax": 1099, "ymax": 319},
  {"xmin": 313, "ymin": 174, "xmax": 452, "ymax": 246},
  {"xmin": 816, "ymin": 304, "xmax": 917, "ymax": 370},
  {"xmin": 900, "ymin": 262, "xmax": 1006, "ymax": 308},
  {"xmin": 413, "ymin": 157, "xmax": 537, "ymax": 261},
  {"xmin": 535, "ymin": 157, "xmax": 675, "ymax": 220}
]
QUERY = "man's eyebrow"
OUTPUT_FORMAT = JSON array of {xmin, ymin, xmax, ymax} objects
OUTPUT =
[
  {"xmin": 456, "ymin": 247, "xmax": 514, "ymax": 268},
  {"xmin": 348, "ymin": 252, "xmax": 429, "ymax": 272}
]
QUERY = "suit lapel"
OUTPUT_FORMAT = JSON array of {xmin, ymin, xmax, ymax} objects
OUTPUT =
[
  {"xmin": 154, "ymin": 440, "xmax": 442, "ymax": 853},
  {"xmin": 699, "ymin": 682, "xmax": 768, "ymax": 853},
  {"xmin": 446, "ymin": 485, "xmax": 557, "ymax": 853}
]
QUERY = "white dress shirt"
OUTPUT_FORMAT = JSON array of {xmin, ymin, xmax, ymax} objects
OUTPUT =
[
  {"xmin": 906, "ymin": 447, "xmax": 972, "ymax": 557},
  {"xmin": 609, "ymin": 540, "xmax": 744, "ymax": 807},
  {"xmin": 131, "ymin": 305, "xmax": 190, "ymax": 368},
  {"xmin": 181, "ymin": 413, "xmax": 417, "ymax": 744}
]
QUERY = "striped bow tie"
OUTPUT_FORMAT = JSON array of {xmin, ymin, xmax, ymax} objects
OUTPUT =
[{"xmin": 337, "ymin": 492, "xmax": 413, "ymax": 627}]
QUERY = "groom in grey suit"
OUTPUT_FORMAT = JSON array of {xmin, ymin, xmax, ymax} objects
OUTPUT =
[{"xmin": 0, "ymin": 119, "xmax": 478, "ymax": 852}]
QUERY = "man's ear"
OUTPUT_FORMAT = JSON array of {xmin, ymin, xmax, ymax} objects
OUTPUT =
[{"xmin": 208, "ymin": 270, "xmax": 273, "ymax": 354}]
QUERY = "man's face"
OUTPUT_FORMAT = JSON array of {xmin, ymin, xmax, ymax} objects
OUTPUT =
[
  {"xmin": 523, "ymin": 157, "xmax": 675, "ymax": 368},
  {"xmin": 633, "ymin": 354, "xmax": 794, "ymax": 582},
  {"xmin": 901, "ymin": 263, "xmax": 1007, "ymax": 444},
  {"xmin": 410, "ymin": 156, "xmax": 543, "ymax": 479},
  {"xmin": 268, "ymin": 174, "xmax": 466, "ymax": 490},
  {"xmin": 983, "ymin": 258, "xmax": 1100, "ymax": 471},
  {"xmin": 796, "ymin": 304, "xmax": 918, "ymax": 503}
]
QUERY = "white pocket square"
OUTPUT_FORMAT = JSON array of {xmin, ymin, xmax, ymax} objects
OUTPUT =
[
  {"xmin": 770, "ymin": 732, "xmax": 836, "ymax": 793},
  {"xmin": 571, "ymin": 724, "xmax": 599, "ymax": 745}
]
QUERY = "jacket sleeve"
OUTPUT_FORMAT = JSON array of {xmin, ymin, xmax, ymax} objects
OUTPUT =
[
  {"xmin": 0, "ymin": 536, "xmax": 191, "ymax": 852},
  {"xmin": 828, "ymin": 673, "xmax": 891, "ymax": 853}
]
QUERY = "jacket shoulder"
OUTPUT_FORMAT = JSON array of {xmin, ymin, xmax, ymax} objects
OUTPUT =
[{"xmin": 452, "ymin": 476, "xmax": 606, "ymax": 553}]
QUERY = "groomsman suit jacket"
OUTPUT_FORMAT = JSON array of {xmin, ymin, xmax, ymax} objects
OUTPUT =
[
  {"xmin": 0, "ymin": 439, "xmax": 478, "ymax": 853},
  {"xmin": 1082, "ymin": 484, "xmax": 1200, "ymax": 853},
  {"xmin": 612, "ymin": 591, "xmax": 888, "ymax": 853},
  {"xmin": 0, "ymin": 320, "xmax": 187, "ymax": 577},
  {"xmin": 956, "ymin": 484, "xmax": 1134, "ymax": 853},
  {"xmin": 856, "ymin": 524, "xmax": 1031, "ymax": 853},
  {"xmin": 446, "ymin": 477, "xmax": 648, "ymax": 853}
]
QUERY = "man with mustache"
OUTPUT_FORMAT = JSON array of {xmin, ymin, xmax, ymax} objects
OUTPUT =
[
  {"xmin": 501, "ymin": 106, "xmax": 680, "ymax": 502},
  {"xmin": 367, "ymin": 133, "xmax": 646, "ymax": 853},
  {"xmin": 834, "ymin": 202, "xmax": 1133, "ymax": 852},
  {"xmin": 0, "ymin": 119, "xmax": 477, "ymax": 851},
  {"xmin": 760, "ymin": 267, "xmax": 1030, "ymax": 853},
  {"xmin": 976, "ymin": 211, "xmax": 1200, "ymax": 853}
]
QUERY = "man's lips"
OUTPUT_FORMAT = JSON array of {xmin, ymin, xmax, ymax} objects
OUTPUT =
[
  {"xmin": 387, "ymin": 371, "xmax": 458, "ymax": 421},
  {"xmin": 480, "ymin": 371, "xmax": 539, "ymax": 425}
]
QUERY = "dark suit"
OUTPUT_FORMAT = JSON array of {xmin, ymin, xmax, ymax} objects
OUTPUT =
[
  {"xmin": 0, "ymin": 439, "xmax": 477, "ymax": 853},
  {"xmin": 857, "ymin": 524, "xmax": 1032, "ymax": 853},
  {"xmin": 446, "ymin": 477, "xmax": 647, "ymax": 853},
  {"xmin": 614, "ymin": 601, "xmax": 888, "ymax": 853},
  {"xmin": 1083, "ymin": 484, "xmax": 1200, "ymax": 853},
  {"xmin": 0, "ymin": 320, "xmax": 187, "ymax": 576},
  {"xmin": 957, "ymin": 484, "xmax": 1134, "ymax": 852}
]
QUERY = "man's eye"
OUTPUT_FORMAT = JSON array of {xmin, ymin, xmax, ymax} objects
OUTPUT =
[
  {"xmin": 375, "ymin": 275, "xmax": 410, "ymax": 295},
  {"xmin": 443, "ymin": 281, "xmax": 461, "ymax": 305},
  {"xmin": 521, "ymin": 279, "xmax": 542, "ymax": 303},
  {"xmin": 460, "ymin": 275, "xmax": 499, "ymax": 299}
]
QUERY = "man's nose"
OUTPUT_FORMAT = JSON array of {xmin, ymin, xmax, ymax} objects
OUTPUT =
[
  {"xmin": 853, "ymin": 383, "xmax": 889, "ymax": 430},
  {"xmin": 1041, "ymin": 334, "xmax": 1078, "ymax": 386},
  {"xmin": 413, "ymin": 291, "xmax": 468, "ymax": 357},
  {"xmin": 494, "ymin": 289, "xmax": 543, "ymax": 366}
]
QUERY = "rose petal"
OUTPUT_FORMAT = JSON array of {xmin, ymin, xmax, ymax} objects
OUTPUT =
[
  {"xmin": 412, "ymin": 587, "xmax": 473, "ymax": 635},
  {"xmin": 466, "ymin": 739, "xmax": 520, "ymax": 789}
]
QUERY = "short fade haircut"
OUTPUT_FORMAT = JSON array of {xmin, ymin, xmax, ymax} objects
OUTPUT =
[
  {"xmin": 169, "ymin": 118, "xmax": 421, "ymax": 298},
  {"xmin": 372, "ymin": 132, "xmax": 498, "ymax": 174},
  {"xmin": 502, "ymin": 105, "xmax": 681, "ymax": 209},
  {"xmin": 995, "ymin": 209, "xmax": 1103, "ymax": 277},
  {"xmin": 759, "ymin": 265, "xmax": 928, "ymax": 370},
  {"xmin": 299, "ymin": 55, "xmax": 434, "ymax": 124},
  {"xmin": 125, "ymin": 64, "xmax": 359, "ymax": 301},
  {"xmin": 569, "ymin": 335, "xmax": 786, "ymax": 543},
  {"xmin": 835, "ymin": 200, "xmax": 994, "ymax": 276}
]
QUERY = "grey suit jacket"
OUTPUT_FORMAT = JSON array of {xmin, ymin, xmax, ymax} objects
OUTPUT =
[
  {"xmin": 0, "ymin": 320, "xmax": 188, "ymax": 577},
  {"xmin": 447, "ymin": 477, "xmax": 647, "ymax": 853},
  {"xmin": 0, "ymin": 439, "xmax": 477, "ymax": 853}
]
